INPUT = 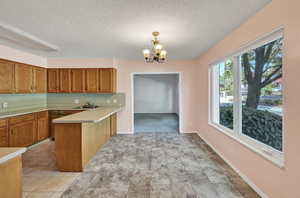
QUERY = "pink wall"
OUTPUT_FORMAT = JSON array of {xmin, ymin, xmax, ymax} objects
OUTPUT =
[
  {"xmin": 116, "ymin": 59, "xmax": 199, "ymax": 133},
  {"xmin": 0, "ymin": 45, "xmax": 46, "ymax": 66},
  {"xmin": 46, "ymin": 58, "xmax": 199, "ymax": 133},
  {"xmin": 195, "ymin": 0, "xmax": 300, "ymax": 197},
  {"xmin": 47, "ymin": 58, "xmax": 116, "ymax": 68}
]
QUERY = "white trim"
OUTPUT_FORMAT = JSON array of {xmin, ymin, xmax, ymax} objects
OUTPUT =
[
  {"xmin": 180, "ymin": 131, "xmax": 198, "ymax": 134},
  {"xmin": 131, "ymin": 72, "xmax": 182, "ymax": 133},
  {"xmin": 197, "ymin": 132, "xmax": 270, "ymax": 198},
  {"xmin": 27, "ymin": 138, "xmax": 51, "ymax": 150},
  {"xmin": 117, "ymin": 131, "xmax": 134, "ymax": 135},
  {"xmin": 208, "ymin": 29, "xmax": 284, "ymax": 166},
  {"xmin": 208, "ymin": 122, "xmax": 284, "ymax": 168}
]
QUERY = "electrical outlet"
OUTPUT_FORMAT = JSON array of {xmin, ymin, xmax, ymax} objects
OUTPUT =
[
  {"xmin": 74, "ymin": 99, "xmax": 80, "ymax": 104},
  {"xmin": 113, "ymin": 99, "xmax": 117, "ymax": 103},
  {"xmin": 2, "ymin": 102, "xmax": 8, "ymax": 108}
]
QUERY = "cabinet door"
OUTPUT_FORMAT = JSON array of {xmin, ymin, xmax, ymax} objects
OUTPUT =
[
  {"xmin": 0, "ymin": 119, "xmax": 8, "ymax": 147},
  {"xmin": 33, "ymin": 67, "xmax": 47, "ymax": 93},
  {"xmin": 37, "ymin": 112, "xmax": 49, "ymax": 141},
  {"xmin": 99, "ymin": 68, "xmax": 116, "ymax": 93},
  {"xmin": 9, "ymin": 120, "xmax": 36, "ymax": 147},
  {"xmin": 71, "ymin": 69, "xmax": 85, "ymax": 93},
  {"xmin": 59, "ymin": 69, "xmax": 71, "ymax": 92},
  {"xmin": 15, "ymin": 64, "xmax": 33, "ymax": 93},
  {"xmin": 110, "ymin": 114, "xmax": 117, "ymax": 136},
  {"xmin": 0, "ymin": 59, "xmax": 15, "ymax": 93},
  {"xmin": 85, "ymin": 69, "xmax": 99, "ymax": 93},
  {"xmin": 47, "ymin": 69, "xmax": 59, "ymax": 93}
]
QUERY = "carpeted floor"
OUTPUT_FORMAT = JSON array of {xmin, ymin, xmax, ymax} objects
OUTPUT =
[
  {"xmin": 61, "ymin": 133, "xmax": 260, "ymax": 198},
  {"xmin": 134, "ymin": 113, "xmax": 179, "ymax": 133}
]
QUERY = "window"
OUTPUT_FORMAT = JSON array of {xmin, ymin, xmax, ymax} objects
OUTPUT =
[{"xmin": 209, "ymin": 30, "xmax": 283, "ymax": 164}]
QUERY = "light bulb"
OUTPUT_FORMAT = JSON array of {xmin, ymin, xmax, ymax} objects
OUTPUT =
[
  {"xmin": 143, "ymin": 49, "xmax": 150, "ymax": 58},
  {"xmin": 155, "ymin": 44, "xmax": 163, "ymax": 54},
  {"xmin": 160, "ymin": 50, "xmax": 167, "ymax": 59}
]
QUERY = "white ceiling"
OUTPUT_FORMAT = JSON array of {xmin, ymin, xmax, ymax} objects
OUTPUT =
[{"xmin": 0, "ymin": 0, "xmax": 271, "ymax": 60}]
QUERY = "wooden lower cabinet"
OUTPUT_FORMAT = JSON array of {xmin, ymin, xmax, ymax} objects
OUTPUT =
[
  {"xmin": 110, "ymin": 114, "xmax": 117, "ymax": 136},
  {"xmin": 6, "ymin": 111, "xmax": 49, "ymax": 147},
  {"xmin": 9, "ymin": 119, "xmax": 36, "ymax": 147},
  {"xmin": 0, "ymin": 119, "xmax": 9, "ymax": 147},
  {"xmin": 0, "ymin": 156, "xmax": 22, "ymax": 198},
  {"xmin": 37, "ymin": 111, "xmax": 49, "ymax": 141}
]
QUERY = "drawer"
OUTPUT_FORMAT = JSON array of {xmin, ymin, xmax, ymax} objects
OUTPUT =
[
  {"xmin": 0, "ymin": 119, "xmax": 8, "ymax": 128},
  {"xmin": 37, "ymin": 111, "xmax": 48, "ymax": 119},
  {"xmin": 9, "ymin": 113, "xmax": 35, "ymax": 125}
]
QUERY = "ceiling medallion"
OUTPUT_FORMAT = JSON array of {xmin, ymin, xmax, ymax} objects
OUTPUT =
[{"xmin": 143, "ymin": 31, "xmax": 167, "ymax": 63}]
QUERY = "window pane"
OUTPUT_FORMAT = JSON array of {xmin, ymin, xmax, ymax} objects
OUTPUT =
[
  {"xmin": 219, "ymin": 60, "xmax": 234, "ymax": 130},
  {"xmin": 240, "ymin": 38, "xmax": 283, "ymax": 151}
]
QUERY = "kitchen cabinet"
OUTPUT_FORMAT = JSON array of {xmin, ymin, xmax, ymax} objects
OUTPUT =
[
  {"xmin": 0, "ymin": 59, "xmax": 15, "ymax": 93},
  {"xmin": 33, "ymin": 67, "xmax": 47, "ymax": 93},
  {"xmin": 9, "ymin": 114, "xmax": 36, "ymax": 147},
  {"xmin": 71, "ymin": 69, "xmax": 85, "ymax": 92},
  {"xmin": 47, "ymin": 69, "xmax": 59, "ymax": 93},
  {"xmin": 49, "ymin": 110, "xmax": 83, "ymax": 140},
  {"xmin": 0, "ymin": 119, "xmax": 9, "ymax": 147},
  {"xmin": 110, "ymin": 114, "xmax": 117, "ymax": 136},
  {"xmin": 85, "ymin": 68, "xmax": 99, "ymax": 93},
  {"xmin": 59, "ymin": 69, "xmax": 71, "ymax": 92},
  {"xmin": 48, "ymin": 68, "xmax": 116, "ymax": 93},
  {"xmin": 37, "ymin": 111, "xmax": 49, "ymax": 141},
  {"xmin": 15, "ymin": 63, "xmax": 33, "ymax": 93},
  {"xmin": 99, "ymin": 68, "xmax": 116, "ymax": 93}
]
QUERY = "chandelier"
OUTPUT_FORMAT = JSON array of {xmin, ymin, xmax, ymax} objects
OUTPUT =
[{"xmin": 142, "ymin": 31, "xmax": 167, "ymax": 63}]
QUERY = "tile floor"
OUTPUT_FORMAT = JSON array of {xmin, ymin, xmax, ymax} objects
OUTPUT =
[
  {"xmin": 61, "ymin": 133, "xmax": 260, "ymax": 198},
  {"xmin": 22, "ymin": 140, "xmax": 80, "ymax": 198},
  {"xmin": 134, "ymin": 113, "xmax": 179, "ymax": 133}
]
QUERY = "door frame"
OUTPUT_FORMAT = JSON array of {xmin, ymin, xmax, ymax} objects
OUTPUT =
[{"xmin": 131, "ymin": 72, "xmax": 182, "ymax": 133}]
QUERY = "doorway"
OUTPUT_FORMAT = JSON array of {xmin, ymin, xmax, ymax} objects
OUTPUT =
[{"xmin": 132, "ymin": 73, "xmax": 180, "ymax": 133}]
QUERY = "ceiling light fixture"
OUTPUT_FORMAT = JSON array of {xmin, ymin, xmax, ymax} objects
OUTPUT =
[{"xmin": 143, "ymin": 31, "xmax": 167, "ymax": 63}]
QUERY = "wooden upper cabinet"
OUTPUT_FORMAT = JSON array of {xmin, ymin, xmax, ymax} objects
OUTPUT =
[
  {"xmin": 46, "ymin": 68, "xmax": 116, "ymax": 93},
  {"xmin": 71, "ymin": 69, "xmax": 85, "ymax": 93},
  {"xmin": 0, "ymin": 59, "xmax": 15, "ymax": 93},
  {"xmin": 85, "ymin": 69, "xmax": 99, "ymax": 93},
  {"xmin": 33, "ymin": 67, "xmax": 47, "ymax": 93},
  {"xmin": 47, "ymin": 69, "xmax": 59, "ymax": 93},
  {"xmin": 99, "ymin": 68, "xmax": 116, "ymax": 93},
  {"xmin": 59, "ymin": 69, "xmax": 71, "ymax": 92},
  {"xmin": 15, "ymin": 64, "xmax": 34, "ymax": 93}
]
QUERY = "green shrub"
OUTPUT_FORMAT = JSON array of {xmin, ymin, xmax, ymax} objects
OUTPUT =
[{"xmin": 220, "ymin": 106, "xmax": 282, "ymax": 151}]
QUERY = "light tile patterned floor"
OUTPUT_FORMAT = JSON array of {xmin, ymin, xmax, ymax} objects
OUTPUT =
[
  {"xmin": 22, "ymin": 140, "xmax": 80, "ymax": 198},
  {"xmin": 61, "ymin": 133, "xmax": 260, "ymax": 198}
]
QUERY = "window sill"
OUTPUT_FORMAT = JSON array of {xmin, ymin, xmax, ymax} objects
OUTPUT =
[{"xmin": 208, "ymin": 122, "xmax": 284, "ymax": 169}]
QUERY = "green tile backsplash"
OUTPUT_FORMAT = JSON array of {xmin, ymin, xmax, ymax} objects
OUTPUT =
[
  {"xmin": 0, "ymin": 93, "xmax": 125, "ymax": 112},
  {"xmin": 47, "ymin": 93, "xmax": 125, "ymax": 108}
]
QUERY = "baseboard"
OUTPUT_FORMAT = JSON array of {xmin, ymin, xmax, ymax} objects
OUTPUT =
[
  {"xmin": 197, "ymin": 132, "xmax": 269, "ymax": 198},
  {"xmin": 117, "ymin": 131, "xmax": 134, "ymax": 134},
  {"xmin": 27, "ymin": 138, "xmax": 51, "ymax": 150},
  {"xmin": 180, "ymin": 131, "xmax": 198, "ymax": 134}
]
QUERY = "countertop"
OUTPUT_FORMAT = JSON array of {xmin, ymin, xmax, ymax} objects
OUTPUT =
[
  {"xmin": 53, "ymin": 106, "xmax": 123, "ymax": 124},
  {"xmin": 0, "ymin": 106, "xmax": 117, "ymax": 119},
  {"xmin": 0, "ymin": 147, "xmax": 27, "ymax": 164}
]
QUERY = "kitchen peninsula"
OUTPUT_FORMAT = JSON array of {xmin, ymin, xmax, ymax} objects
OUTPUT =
[{"xmin": 53, "ymin": 106, "xmax": 122, "ymax": 172}]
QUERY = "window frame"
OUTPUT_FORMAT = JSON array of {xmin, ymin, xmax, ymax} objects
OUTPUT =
[{"xmin": 208, "ymin": 29, "xmax": 284, "ymax": 167}]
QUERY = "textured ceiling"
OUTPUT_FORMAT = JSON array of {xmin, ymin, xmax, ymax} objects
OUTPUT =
[{"xmin": 0, "ymin": 0, "xmax": 271, "ymax": 60}]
